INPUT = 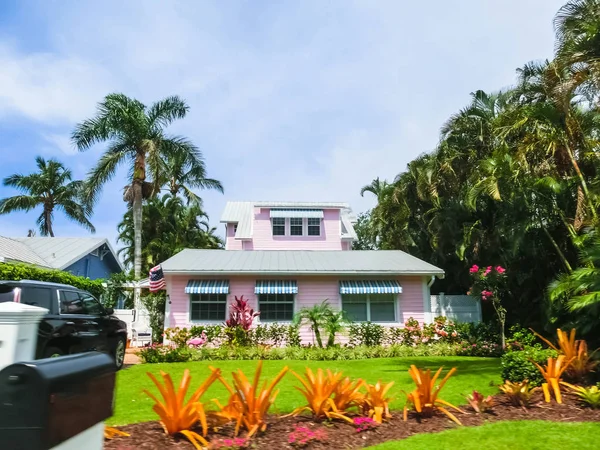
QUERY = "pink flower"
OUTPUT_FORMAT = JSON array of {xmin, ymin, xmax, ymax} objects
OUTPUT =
[
  {"xmin": 451, "ymin": 331, "xmax": 457, "ymax": 337},
  {"xmin": 469, "ymin": 265, "xmax": 479, "ymax": 273},
  {"xmin": 495, "ymin": 266, "xmax": 506, "ymax": 274},
  {"xmin": 483, "ymin": 266, "xmax": 492, "ymax": 276}
]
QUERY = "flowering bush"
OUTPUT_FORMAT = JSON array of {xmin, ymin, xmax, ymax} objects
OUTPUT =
[
  {"xmin": 468, "ymin": 264, "xmax": 508, "ymax": 348},
  {"xmin": 209, "ymin": 437, "xmax": 250, "ymax": 449},
  {"xmin": 163, "ymin": 327, "xmax": 193, "ymax": 348},
  {"xmin": 138, "ymin": 343, "xmax": 192, "ymax": 363},
  {"xmin": 288, "ymin": 425, "xmax": 327, "ymax": 447},
  {"xmin": 353, "ymin": 417, "xmax": 379, "ymax": 433},
  {"xmin": 456, "ymin": 340, "xmax": 502, "ymax": 357},
  {"xmin": 187, "ymin": 331, "xmax": 207, "ymax": 348}
]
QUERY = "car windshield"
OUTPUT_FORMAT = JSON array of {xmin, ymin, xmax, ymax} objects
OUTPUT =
[{"xmin": 0, "ymin": 285, "xmax": 15, "ymax": 303}]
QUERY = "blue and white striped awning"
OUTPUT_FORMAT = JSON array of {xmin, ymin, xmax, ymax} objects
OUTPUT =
[
  {"xmin": 255, "ymin": 280, "xmax": 298, "ymax": 294},
  {"xmin": 185, "ymin": 280, "xmax": 230, "ymax": 294},
  {"xmin": 339, "ymin": 280, "xmax": 402, "ymax": 294},
  {"xmin": 269, "ymin": 209, "xmax": 324, "ymax": 219}
]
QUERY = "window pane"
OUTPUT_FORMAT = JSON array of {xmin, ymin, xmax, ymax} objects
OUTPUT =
[
  {"xmin": 190, "ymin": 294, "xmax": 227, "ymax": 321},
  {"xmin": 370, "ymin": 294, "xmax": 396, "ymax": 322},
  {"xmin": 342, "ymin": 295, "xmax": 368, "ymax": 321},
  {"xmin": 80, "ymin": 294, "xmax": 105, "ymax": 315},
  {"xmin": 19, "ymin": 287, "xmax": 52, "ymax": 310},
  {"xmin": 259, "ymin": 293, "xmax": 294, "ymax": 303},
  {"xmin": 258, "ymin": 293, "xmax": 294, "ymax": 321},
  {"xmin": 308, "ymin": 225, "xmax": 320, "ymax": 236},
  {"xmin": 272, "ymin": 218, "xmax": 285, "ymax": 236},
  {"xmin": 0, "ymin": 285, "xmax": 15, "ymax": 303},
  {"xmin": 60, "ymin": 291, "xmax": 84, "ymax": 314},
  {"xmin": 290, "ymin": 217, "xmax": 303, "ymax": 236}
]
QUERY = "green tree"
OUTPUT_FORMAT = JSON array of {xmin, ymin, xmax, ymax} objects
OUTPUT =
[
  {"xmin": 294, "ymin": 300, "xmax": 338, "ymax": 348},
  {"xmin": 72, "ymin": 94, "xmax": 214, "ymax": 278},
  {"xmin": 0, "ymin": 157, "xmax": 94, "ymax": 236}
]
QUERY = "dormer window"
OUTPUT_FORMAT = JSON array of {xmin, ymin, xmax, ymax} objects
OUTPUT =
[
  {"xmin": 290, "ymin": 218, "xmax": 303, "ymax": 236},
  {"xmin": 308, "ymin": 218, "xmax": 321, "ymax": 236},
  {"xmin": 272, "ymin": 217, "xmax": 285, "ymax": 236}
]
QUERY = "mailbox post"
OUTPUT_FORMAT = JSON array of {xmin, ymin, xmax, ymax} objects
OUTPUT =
[{"xmin": 0, "ymin": 302, "xmax": 48, "ymax": 371}]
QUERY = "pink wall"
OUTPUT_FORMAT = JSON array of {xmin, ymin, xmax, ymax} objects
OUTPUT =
[
  {"xmin": 166, "ymin": 274, "xmax": 428, "ymax": 344},
  {"xmin": 225, "ymin": 224, "xmax": 243, "ymax": 250}
]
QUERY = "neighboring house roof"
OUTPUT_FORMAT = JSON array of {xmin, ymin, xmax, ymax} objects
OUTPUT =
[
  {"xmin": 220, "ymin": 201, "xmax": 357, "ymax": 240},
  {"xmin": 161, "ymin": 249, "xmax": 444, "ymax": 276},
  {"xmin": 0, "ymin": 237, "xmax": 49, "ymax": 266},
  {"xmin": 0, "ymin": 236, "xmax": 124, "ymax": 272}
]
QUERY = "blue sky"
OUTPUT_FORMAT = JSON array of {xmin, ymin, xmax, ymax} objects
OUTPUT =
[{"xmin": 0, "ymin": 0, "xmax": 565, "ymax": 252}]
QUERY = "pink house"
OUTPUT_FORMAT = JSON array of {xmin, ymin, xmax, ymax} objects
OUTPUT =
[{"xmin": 161, "ymin": 201, "xmax": 444, "ymax": 343}]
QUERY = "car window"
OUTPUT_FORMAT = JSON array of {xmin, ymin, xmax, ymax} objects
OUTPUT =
[
  {"xmin": 80, "ymin": 293, "xmax": 105, "ymax": 315},
  {"xmin": 60, "ymin": 291, "xmax": 84, "ymax": 314},
  {"xmin": 20, "ymin": 287, "xmax": 53, "ymax": 310},
  {"xmin": 0, "ymin": 285, "xmax": 15, "ymax": 303}
]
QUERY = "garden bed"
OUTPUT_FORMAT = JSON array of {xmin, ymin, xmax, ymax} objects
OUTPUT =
[{"xmin": 105, "ymin": 392, "xmax": 600, "ymax": 449}]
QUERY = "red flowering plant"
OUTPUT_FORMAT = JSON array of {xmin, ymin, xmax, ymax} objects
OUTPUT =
[
  {"xmin": 224, "ymin": 295, "xmax": 260, "ymax": 346},
  {"xmin": 468, "ymin": 265, "xmax": 508, "ymax": 349}
]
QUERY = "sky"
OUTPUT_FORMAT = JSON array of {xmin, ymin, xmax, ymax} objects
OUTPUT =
[{"xmin": 0, "ymin": 0, "xmax": 566, "ymax": 255}]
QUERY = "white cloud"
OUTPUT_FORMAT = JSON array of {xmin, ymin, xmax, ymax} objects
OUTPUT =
[{"xmin": 42, "ymin": 133, "xmax": 77, "ymax": 155}]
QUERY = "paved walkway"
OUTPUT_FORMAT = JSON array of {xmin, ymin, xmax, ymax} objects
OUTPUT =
[{"xmin": 124, "ymin": 348, "xmax": 141, "ymax": 366}]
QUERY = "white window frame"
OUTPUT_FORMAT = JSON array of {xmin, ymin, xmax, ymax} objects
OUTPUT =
[
  {"xmin": 341, "ymin": 293, "xmax": 397, "ymax": 322},
  {"xmin": 272, "ymin": 217, "xmax": 286, "ymax": 236},
  {"xmin": 190, "ymin": 293, "xmax": 228, "ymax": 322},
  {"xmin": 257, "ymin": 293, "xmax": 295, "ymax": 322},
  {"xmin": 290, "ymin": 217, "xmax": 303, "ymax": 236}
]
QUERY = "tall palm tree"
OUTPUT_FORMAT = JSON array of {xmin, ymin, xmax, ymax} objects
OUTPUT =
[
  {"xmin": 0, "ymin": 157, "xmax": 94, "ymax": 236},
  {"xmin": 159, "ymin": 151, "xmax": 223, "ymax": 206},
  {"xmin": 72, "ymin": 93, "xmax": 207, "ymax": 278}
]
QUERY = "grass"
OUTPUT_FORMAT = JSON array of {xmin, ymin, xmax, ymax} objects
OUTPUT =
[
  {"xmin": 109, "ymin": 356, "xmax": 500, "ymax": 425},
  {"xmin": 365, "ymin": 420, "xmax": 600, "ymax": 449}
]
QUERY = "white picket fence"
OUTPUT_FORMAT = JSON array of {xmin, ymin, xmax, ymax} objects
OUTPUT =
[{"xmin": 430, "ymin": 293, "xmax": 481, "ymax": 323}]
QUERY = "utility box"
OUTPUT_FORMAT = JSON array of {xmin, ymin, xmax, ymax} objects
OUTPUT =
[{"xmin": 0, "ymin": 352, "xmax": 116, "ymax": 450}]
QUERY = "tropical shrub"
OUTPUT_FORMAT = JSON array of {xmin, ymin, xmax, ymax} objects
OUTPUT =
[
  {"xmin": 294, "ymin": 300, "xmax": 341, "ymax": 348},
  {"xmin": 402, "ymin": 365, "xmax": 463, "ymax": 425},
  {"xmin": 139, "ymin": 344, "xmax": 193, "ymax": 363},
  {"xmin": 454, "ymin": 321, "xmax": 501, "ymax": 345},
  {"xmin": 164, "ymin": 327, "xmax": 193, "ymax": 348},
  {"xmin": 466, "ymin": 390, "xmax": 494, "ymax": 413},
  {"xmin": 289, "ymin": 368, "xmax": 353, "ymax": 423},
  {"xmin": 348, "ymin": 322, "xmax": 385, "ymax": 347},
  {"xmin": 457, "ymin": 341, "xmax": 503, "ymax": 357},
  {"xmin": 562, "ymin": 383, "xmax": 600, "ymax": 409},
  {"xmin": 533, "ymin": 355, "xmax": 573, "ymax": 403},
  {"xmin": 332, "ymin": 376, "xmax": 365, "ymax": 413},
  {"xmin": 499, "ymin": 380, "xmax": 538, "ymax": 407},
  {"xmin": 141, "ymin": 292, "xmax": 167, "ymax": 343},
  {"xmin": 190, "ymin": 325, "xmax": 227, "ymax": 345},
  {"xmin": 501, "ymin": 347, "xmax": 558, "ymax": 386},
  {"xmin": 468, "ymin": 265, "xmax": 508, "ymax": 348},
  {"xmin": 213, "ymin": 361, "xmax": 288, "ymax": 437},
  {"xmin": 0, "ymin": 262, "xmax": 104, "ymax": 298},
  {"xmin": 505, "ymin": 325, "xmax": 538, "ymax": 351},
  {"xmin": 143, "ymin": 368, "xmax": 221, "ymax": 449},
  {"xmin": 362, "ymin": 381, "xmax": 394, "ymax": 423},
  {"xmin": 224, "ymin": 295, "xmax": 259, "ymax": 346}
]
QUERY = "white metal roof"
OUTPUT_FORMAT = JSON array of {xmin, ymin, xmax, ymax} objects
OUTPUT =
[
  {"xmin": 161, "ymin": 249, "xmax": 444, "ymax": 276},
  {"xmin": 0, "ymin": 237, "xmax": 49, "ymax": 267},
  {"xmin": 2, "ymin": 237, "xmax": 124, "ymax": 271}
]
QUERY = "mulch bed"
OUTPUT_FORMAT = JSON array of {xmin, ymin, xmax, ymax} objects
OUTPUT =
[{"xmin": 105, "ymin": 392, "xmax": 600, "ymax": 449}]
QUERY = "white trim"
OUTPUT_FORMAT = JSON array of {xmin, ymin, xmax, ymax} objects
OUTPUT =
[
  {"xmin": 341, "ymin": 293, "xmax": 397, "ymax": 323},
  {"xmin": 422, "ymin": 276, "xmax": 432, "ymax": 323},
  {"xmin": 256, "ymin": 292, "xmax": 295, "ymax": 322},
  {"xmin": 165, "ymin": 270, "xmax": 445, "ymax": 276},
  {"xmin": 189, "ymin": 292, "xmax": 228, "ymax": 322}
]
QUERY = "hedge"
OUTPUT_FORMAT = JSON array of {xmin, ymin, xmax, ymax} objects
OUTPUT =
[{"xmin": 0, "ymin": 263, "xmax": 105, "ymax": 298}]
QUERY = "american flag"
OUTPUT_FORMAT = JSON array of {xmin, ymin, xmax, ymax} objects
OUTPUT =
[{"xmin": 149, "ymin": 265, "xmax": 166, "ymax": 292}]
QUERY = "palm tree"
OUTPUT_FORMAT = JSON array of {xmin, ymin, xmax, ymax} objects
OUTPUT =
[
  {"xmin": 160, "ymin": 150, "xmax": 223, "ymax": 206},
  {"xmin": 0, "ymin": 157, "xmax": 94, "ymax": 236},
  {"xmin": 293, "ymin": 300, "xmax": 337, "ymax": 348},
  {"xmin": 72, "ymin": 93, "xmax": 207, "ymax": 278}
]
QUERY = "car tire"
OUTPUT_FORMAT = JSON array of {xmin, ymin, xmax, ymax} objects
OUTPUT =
[
  {"xmin": 43, "ymin": 346, "xmax": 64, "ymax": 359},
  {"xmin": 114, "ymin": 336, "xmax": 126, "ymax": 370}
]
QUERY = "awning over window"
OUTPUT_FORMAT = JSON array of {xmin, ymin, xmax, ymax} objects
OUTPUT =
[
  {"xmin": 255, "ymin": 280, "xmax": 298, "ymax": 294},
  {"xmin": 339, "ymin": 280, "xmax": 402, "ymax": 295},
  {"xmin": 269, "ymin": 209, "xmax": 324, "ymax": 219},
  {"xmin": 185, "ymin": 280, "xmax": 230, "ymax": 294}
]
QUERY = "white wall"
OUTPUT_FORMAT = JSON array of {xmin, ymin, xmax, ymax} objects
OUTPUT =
[{"xmin": 430, "ymin": 293, "xmax": 482, "ymax": 323}]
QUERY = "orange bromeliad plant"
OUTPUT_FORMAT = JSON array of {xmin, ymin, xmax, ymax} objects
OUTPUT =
[
  {"xmin": 533, "ymin": 355, "xmax": 573, "ymax": 403},
  {"xmin": 213, "ymin": 361, "xmax": 289, "ymax": 437},
  {"xmin": 143, "ymin": 368, "xmax": 221, "ymax": 449},
  {"xmin": 532, "ymin": 328, "xmax": 598, "ymax": 381},
  {"xmin": 403, "ymin": 365, "xmax": 463, "ymax": 425},
  {"xmin": 289, "ymin": 368, "xmax": 354, "ymax": 423},
  {"xmin": 104, "ymin": 426, "xmax": 130, "ymax": 439},
  {"xmin": 362, "ymin": 381, "xmax": 394, "ymax": 423},
  {"xmin": 332, "ymin": 376, "xmax": 365, "ymax": 412}
]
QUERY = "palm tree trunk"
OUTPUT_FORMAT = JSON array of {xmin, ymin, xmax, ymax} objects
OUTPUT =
[
  {"xmin": 45, "ymin": 206, "xmax": 54, "ymax": 237},
  {"xmin": 132, "ymin": 182, "xmax": 143, "ymax": 279},
  {"xmin": 541, "ymin": 226, "xmax": 572, "ymax": 273},
  {"xmin": 565, "ymin": 142, "xmax": 597, "ymax": 222}
]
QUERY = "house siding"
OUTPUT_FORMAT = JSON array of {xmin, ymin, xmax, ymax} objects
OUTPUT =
[
  {"xmin": 166, "ymin": 274, "xmax": 427, "ymax": 344},
  {"xmin": 225, "ymin": 223, "xmax": 243, "ymax": 250},
  {"xmin": 64, "ymin": 253, "xmax": 121, "ymax": 280}
]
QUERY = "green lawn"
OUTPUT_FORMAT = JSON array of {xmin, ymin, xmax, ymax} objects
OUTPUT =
[
  {"xmin": 109, "ymin": 357, "xmax": 500, "ymax": 426},
  {"xmin": 366, "ymin": 420, "xmax": 600, "ymax": 450}
]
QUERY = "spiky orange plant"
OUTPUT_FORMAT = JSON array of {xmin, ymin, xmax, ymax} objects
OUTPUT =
[
  {"xmin": 104, "ymin": 426, "xmax": 129, "ymax": 439},
  {"xmin": 533, "ymin": 355, "xmax": 573, "ymax": 403},
  {"xmin": 332, "ymin": 376, "xmax": 365, "ymax": 412},
  {"xmin": 289, "ymin": 368, "xmax": 354, "ymax": 423},
  {"xmin": 362, "ymin": 381, "xmax": 394, "ymax": 423},
  {"xmin": 466, "ymin": 390, "xmax": 494, "ymax": 413},
  {"xmin": 532, "ymin": 328, "xmax": 598, "ymax": 381},
  {"xmin": 213, "ymin": 361, "xmax": 289, "ymax": 437},
  {"xmin": 402, "ymin": 365, "xmax": 463, "ymax": 425},
  {"xmin": 143, "ymin": 368, "xmax": 221, "ymax": 449},
  {"xmin": 499, "ymin": 380, "xmax": 538, "ymax": 407}
]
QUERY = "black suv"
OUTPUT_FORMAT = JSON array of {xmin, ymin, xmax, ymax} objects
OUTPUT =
[{"xmin": 0, "ymin": 280, "xmax": 128, "ymax": 369}]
